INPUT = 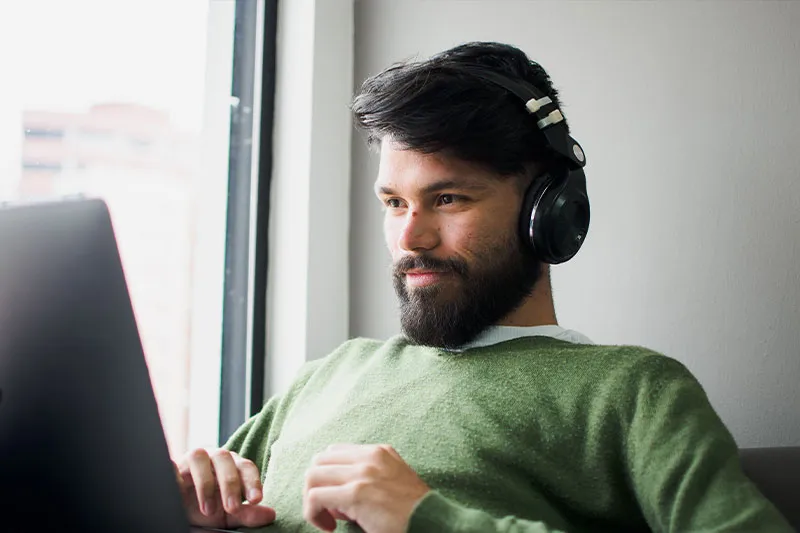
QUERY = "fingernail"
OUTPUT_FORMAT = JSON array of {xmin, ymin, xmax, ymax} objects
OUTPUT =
[
  {"xmin": 228, "ymin": 497, "xmax": 238, "ymax": 511},
  {"xmin": 248, "ymin": 488, "xmax": 260, "ymax": 501}
]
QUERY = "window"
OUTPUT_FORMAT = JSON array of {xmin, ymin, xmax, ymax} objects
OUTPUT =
[{"xmin": 0, "ymin": 0, "xmax": 274, "ymax": 456}]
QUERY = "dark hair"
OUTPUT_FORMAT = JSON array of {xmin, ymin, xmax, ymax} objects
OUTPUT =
[{"xmin": 351, "ymin": 41, "xmax": 569, "ymax": 177}]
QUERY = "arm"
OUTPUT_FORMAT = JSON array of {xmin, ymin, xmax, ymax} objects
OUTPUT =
[
  {"xmin": 405, "ymin": 358, "xmax": 791, "ymax": 533},
  {"xmin": 408, "ymin": 491, "xmax": 567, "ymax": 533},
  {"xmin": 223, "ymin": 357, "xmax": 326, "ymax": 469},
  {"xmin": 177, "ymin": 360, "xmax": 324, "ymax": 528},
  {"xmin": 223, "ymin": 393, "xmax": 282, "ymax": 469},
  {"xmin": 304, "ymin": 444, "xmax": 569, "ymax": 533},
  {"xmin": 624, "ymin": 356, "xmax": 793, "ymax": 532}
]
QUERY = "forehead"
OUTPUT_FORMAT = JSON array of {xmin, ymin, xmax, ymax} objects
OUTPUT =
[{"xmin": 374, "ymin": 140, "xmax": 495, "ymax": 193}]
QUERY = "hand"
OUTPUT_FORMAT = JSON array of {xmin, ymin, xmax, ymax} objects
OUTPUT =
[
  {"xmin": 303, "ymin": 444, "xmax": 430, "ymax": 533},
  {"xmin": 175, "ymin": 448, "xmax": 276, "ymax": 528}
]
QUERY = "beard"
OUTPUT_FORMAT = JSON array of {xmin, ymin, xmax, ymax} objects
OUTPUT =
[{"xmin": 392, "ymin": 231, "xmax": 543, "ymax": 350}]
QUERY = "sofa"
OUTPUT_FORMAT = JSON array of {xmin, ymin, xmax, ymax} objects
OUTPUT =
[{"xmin": 740, "ymin": 446, "xmax": 800, "ymax": 529}]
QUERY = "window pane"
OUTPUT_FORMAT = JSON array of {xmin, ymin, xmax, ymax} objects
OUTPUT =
[{"xmin": 0, "ymin": 0, "xmax": 233, "ymax": 456}]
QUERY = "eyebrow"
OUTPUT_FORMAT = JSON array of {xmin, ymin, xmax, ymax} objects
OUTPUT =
[{"xmin": 376, "ymin": 179, "xmax": 490, "ymax": 196}]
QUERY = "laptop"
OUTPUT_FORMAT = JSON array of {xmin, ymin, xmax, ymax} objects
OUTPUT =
[{"xmin": 0, "ymin": 198, "xmax": 239, "ymax": 533}]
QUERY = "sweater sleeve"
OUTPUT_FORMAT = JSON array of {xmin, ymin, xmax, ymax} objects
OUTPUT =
[
  {"xmin": 408, "ymin": 491, "xmax": 567, "ymax": 533},
  {"xmin": 221, "ymin": 358, "xmax": 326, "ymax": 469},
  {"xmin": 624, "ymin": 356, "xmax": 792, "ymax": 532},
  {"xmin": 222, "ymin": 393, "xmax": 282, "ymax": 467}
]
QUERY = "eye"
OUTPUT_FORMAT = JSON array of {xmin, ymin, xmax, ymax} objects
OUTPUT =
[
  {"xmin": 438, "ymin": 194, "xmax": 457, "ymax": 206},
  {"xmin": 385, "ymin": 198, "xmax": 403, "ymax": 209}
]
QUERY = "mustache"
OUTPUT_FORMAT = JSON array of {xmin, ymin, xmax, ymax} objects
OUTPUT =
[{"xmin": 393, "ymin": 255, "xmax": 468, "ymax": 277}]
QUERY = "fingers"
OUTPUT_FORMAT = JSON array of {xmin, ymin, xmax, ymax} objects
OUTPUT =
[
  {"xmin": 226, "ymin": 503, "xmax": 277, "ymax": 528},
  {"xmin": 305, "ymin": 464, "xmax": 362, "ymax": 489},
  {"xmin": 304, "ymin": 485, "xmax": 349, "ymax": 532},
  {"xmin": 303, "ymin": 444, "xmax": 428, "ymax": 533},
  {"xmin": 182, "ymin": 448, "xmax": 262, "ymax": 517},
  {"xmin": 233, "ymin": 453, "xmax": 264, "ymax": 504},
  {"xmin": 207, "ymin": 449, "xmax": 265, "ymax": 513},
  {"xmin": 304, "ymin": 452, "xmax": 381, "ymax": 530},
  {"xmin": 186, "ymin": 449, "xmax": 219, "ymax": 517},
  {"xmin": 177, "ymin": 448, "xmax": 274, "ymax": 529},
  {"xmin": 209, "ymin": 449, "xmax": 247, "ymax": 515}
]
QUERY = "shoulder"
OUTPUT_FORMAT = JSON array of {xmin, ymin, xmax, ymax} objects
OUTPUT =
[
  {"xmin": 547, "ymin": 340, "xmax": 693, "ymax": 375},
  {"xmin": 502, "ymin": 338, "xmax": 704, "ymax": 405},
  {"xmin": 582, "ymin": 346, "xmax": 720, "ymax": 439},
  {"xmin": 593, "ymin": 343, "xmax": 693, "ymax": 375},
  {"xmin": 600, "ymin": 344, "xmax": 699, "ymax": 391},
  {"xmin": 556, "ymin": 345, "xmax": 725, "ymax": 451},
  {"xmin": 500, "ymin": 336, "xmax": 693, "ymax": 377},
  {"xmin": 567, "ymin": 343, "xmax": 702, "ymax": 398}
]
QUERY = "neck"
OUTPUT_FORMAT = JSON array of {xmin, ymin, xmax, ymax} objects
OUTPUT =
[{"xmin": 497, "ymin": 268, "xmax": 558, "ymax": 327}]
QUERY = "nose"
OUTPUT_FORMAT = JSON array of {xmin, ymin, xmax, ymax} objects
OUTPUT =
[{"xmin": 397, "ymin": 209, "xmax": 439, "ymax": 252}]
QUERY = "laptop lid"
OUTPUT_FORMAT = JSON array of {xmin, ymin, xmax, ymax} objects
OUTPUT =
[{"xmin": 0, "ymin": 198, "xmax": 193, "ymax": 532}]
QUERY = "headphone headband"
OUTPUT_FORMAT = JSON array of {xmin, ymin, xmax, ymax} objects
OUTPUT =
[
  {"xmin": 459, "ymin": 65, "xmax": 591, "ymax": 264},
  {"xmin": 459, "ymin": 67, "xmax": 587, "ymax": 169}
]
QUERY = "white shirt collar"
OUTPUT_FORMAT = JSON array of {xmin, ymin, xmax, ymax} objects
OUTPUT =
[{"xmin": 448, "ymin": 325, "xmax": 594, "ymax": 352}]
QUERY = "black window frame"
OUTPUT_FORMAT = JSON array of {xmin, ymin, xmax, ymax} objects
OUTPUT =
[{"xmin": 218, "ymin": 0, "xmax": 278, "ymax": 445}]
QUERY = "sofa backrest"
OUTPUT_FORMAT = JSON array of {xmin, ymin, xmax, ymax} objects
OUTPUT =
[{"xmin": 740, "ymin": 446, "xmax": 800, "ymax": 529}]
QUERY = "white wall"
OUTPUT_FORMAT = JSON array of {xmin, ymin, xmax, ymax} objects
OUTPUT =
[
  {"xmin": 349, "ymin": 0, "xmax": 800, "ymax": 447},
  {"xmin": 266, "ymin": 0, "xmax": 353, "ymax": 396}
]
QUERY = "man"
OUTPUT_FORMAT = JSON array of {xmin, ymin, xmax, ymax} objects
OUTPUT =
[{"xmin": 176, "ymin": 42, "xmax": 792, "ymax": 532}]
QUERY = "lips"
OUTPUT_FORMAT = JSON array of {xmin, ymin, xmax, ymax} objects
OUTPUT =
[{"xmin": 404, "ymin": 269, "xmax": 449, "ymax": 287}]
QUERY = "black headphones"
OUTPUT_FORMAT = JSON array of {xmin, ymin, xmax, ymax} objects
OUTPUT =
[{"xmin": 462, "ymin": 67, "xmax": 590, "ymax": 264}]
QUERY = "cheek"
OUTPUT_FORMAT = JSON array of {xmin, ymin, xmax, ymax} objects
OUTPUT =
[
  {"xmin": 440, "ymin": 219, "xmax": 483, "ymax": 257},
  {"xmin": 444, "ymin": 213, "xmax": 515, "ymax": 260}
]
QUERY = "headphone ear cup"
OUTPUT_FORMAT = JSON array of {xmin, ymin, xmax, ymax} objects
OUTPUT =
[
  {"xmin": 519, "ymin": 166, "xmax": 590, "ymax": 264},
  {"xmin": 535, "ymin": 168, "xmax": 590, "ymax": 264}
]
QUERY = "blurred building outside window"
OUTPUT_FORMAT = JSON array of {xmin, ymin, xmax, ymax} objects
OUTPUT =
[{"xmin": 0, "ymin": 0, "xmax": 239, "ymax": 456}]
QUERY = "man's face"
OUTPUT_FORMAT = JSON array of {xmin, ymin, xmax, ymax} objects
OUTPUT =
[{"xmin": 375, "ymin": 140, "xmax": 542, "ymax": 349}]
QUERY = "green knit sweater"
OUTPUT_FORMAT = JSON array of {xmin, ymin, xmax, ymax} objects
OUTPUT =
[{"xmin": 224, "ymin": 335, "xmax": 791, "ymax": 532}]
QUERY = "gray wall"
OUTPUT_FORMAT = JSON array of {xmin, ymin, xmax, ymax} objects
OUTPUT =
[{"xmin": 349, "ymin": 0, "xmax": 800, "ymax": 447}]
